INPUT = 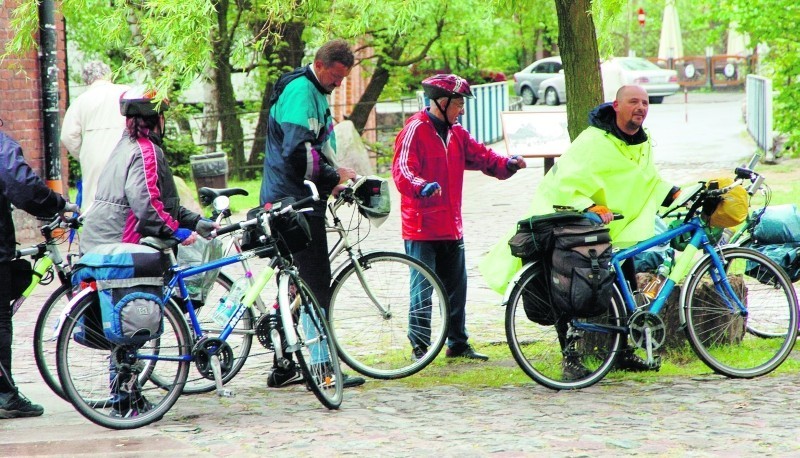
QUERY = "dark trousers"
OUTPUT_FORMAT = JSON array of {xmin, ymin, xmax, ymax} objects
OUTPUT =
[
  {"xmin": 292, "ymin": 215, "xmax": 332, "ymax": 311},
  {"xmin": 0, "ymin": 262, "xmax": 16, "ymax": 392},
  {"xmin": 404, "ymin": 239, "xmax": 469, "ymax": 349}
]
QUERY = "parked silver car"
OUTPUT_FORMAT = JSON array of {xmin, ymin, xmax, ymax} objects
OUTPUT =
[
  {"xmin": 513, "ymin": 56, "xmax": 562, "ymax": 105},
  {"xmin": 537, "ymin": 57, "xmax": 681, "ymax": 106}
]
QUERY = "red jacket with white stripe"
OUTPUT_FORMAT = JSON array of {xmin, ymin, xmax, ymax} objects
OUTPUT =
[{"xmin": 392, "ymin": 110, "xmax": 517, "ymax": 241}]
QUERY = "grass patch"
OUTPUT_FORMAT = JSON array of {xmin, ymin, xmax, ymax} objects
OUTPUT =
[{"xmin": 350, "ymin": 338, "xmax": 800, "ymax": 391}]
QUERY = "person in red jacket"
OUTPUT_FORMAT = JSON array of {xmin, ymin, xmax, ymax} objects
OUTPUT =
[{"xmin": 392, "ymin": 74, "xmax": 526, "ymax": 361}]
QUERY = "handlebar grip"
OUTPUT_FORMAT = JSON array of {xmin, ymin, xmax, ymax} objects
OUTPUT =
[{"xmin": 213, "ymin": 221, "xmax": 243, "ymax": 237}]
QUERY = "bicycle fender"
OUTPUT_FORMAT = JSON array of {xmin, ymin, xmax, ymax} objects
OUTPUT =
[
  {"xmin": 501, "ymin": 260, "xmax": 543, "ymax": 307},
  {"xmin": 51, "ymin": 284, "xmax": 97, "ymax": 339}
]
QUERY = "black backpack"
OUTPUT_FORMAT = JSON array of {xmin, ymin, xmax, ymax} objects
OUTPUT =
[{"xmin": 550, "ymin": 219, "xmax": 614, "ymax": 318}]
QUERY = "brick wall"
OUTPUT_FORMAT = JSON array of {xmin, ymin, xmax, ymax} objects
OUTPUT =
[{"xmin": 0, "ymin": 3, "xmax": 69, "ymax": 242}]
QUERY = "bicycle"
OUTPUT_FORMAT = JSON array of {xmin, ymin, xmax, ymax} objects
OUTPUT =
[
  {"xmin": 504, "ymin": 165, "xmax": 799, "ymax": 390},
  {"xmin": 54, "ymin": 182, "xmax": 343, "ymax": 429},
  {"xmin": 10, "ymin": 213, "xmax": 82, "ymax": 400},
  {"xmin": 324, "ymin": 176, "xmax": 450, "ymax": 379}
]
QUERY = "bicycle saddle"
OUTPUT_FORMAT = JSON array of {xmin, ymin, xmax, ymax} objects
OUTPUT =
[{"xmin": 197, "ymin": 187, "xmax": 249, "ymax": 207}]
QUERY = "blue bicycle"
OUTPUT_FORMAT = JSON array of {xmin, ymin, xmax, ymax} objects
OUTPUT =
[
  {"xmin": 54, "ymin": 182, "xmax": 343, "ymax": 429},
  {"xmin": 505, "ymin": 166, "xmax": 799, "ymax": 390}
]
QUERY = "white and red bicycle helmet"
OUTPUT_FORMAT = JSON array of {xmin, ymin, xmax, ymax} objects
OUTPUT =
[{"xmin": 421, "ymin": 74, "xmax": 474, "ymax": 100}]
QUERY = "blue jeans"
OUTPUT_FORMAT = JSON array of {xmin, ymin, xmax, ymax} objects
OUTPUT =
[{"xmin": 404, "ymin": 239, "xmax": 469, "ymax": 350}]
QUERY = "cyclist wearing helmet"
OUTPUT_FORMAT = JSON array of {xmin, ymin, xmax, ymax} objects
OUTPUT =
[
  {"xmin": 81, "ymin": 87, "xmax": 215, "ymax": 254},
  {"xmin": 392, "ymin": 73, "xmax": 526, "ymax": 362}
]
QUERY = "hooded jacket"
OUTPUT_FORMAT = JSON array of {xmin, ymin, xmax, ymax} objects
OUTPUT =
[
  {"xmin": 80, "ymin": 132, "xmax": 200, "ymax": 254},
  {"xmin": 0, "ymin": 131, "xmax": 66, "ymax": 262},
  {"xmin": 392, "ymin": 109, "xmax": 516, "ymax": 241},
  {"xmin": 260, "ymin": 65, "xmax": 340, "ymax": 217},
  {"xmin": 479, "ymin": 103, "xmax": 673, "ymax": 293}
]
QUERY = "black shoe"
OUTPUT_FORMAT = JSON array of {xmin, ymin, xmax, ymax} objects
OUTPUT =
[
  {"xmin": 562, "ymin": 356, "xmax": 591, "ymax": 380},
  {"xmin": 411, "ymin": 346, "xmax": 428, "ymax": 362},
  {"xmin": 445, "ymin": 344, "xmax": 489, "ymax": 361},
  {"xmin": 0, "ymin": 390, "xmax": 44, "ymax": 419},
  {"xmin": 111, "ymin": 394, "xmax": 153, "ymax": 418},
  {"xmin": 341, "ymin": 373, "xmax": 366, "ymax": 388},
  {"xmin": 267, "ymin": 367, "xmax": 304, "ymax": 388},
  {"xmin": 615, "ymin": 348, "xmax": 658, "ymax": 372}
]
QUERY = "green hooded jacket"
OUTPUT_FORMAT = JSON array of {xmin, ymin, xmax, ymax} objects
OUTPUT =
[{"xmin": 479, "ymin": 103, "xmax": 673, "ymax": 293}]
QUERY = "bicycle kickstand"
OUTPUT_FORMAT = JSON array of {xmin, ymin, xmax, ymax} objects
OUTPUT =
[{"xmin": 209, "ymin": 355, "xmax": 234, "ymax": 398}]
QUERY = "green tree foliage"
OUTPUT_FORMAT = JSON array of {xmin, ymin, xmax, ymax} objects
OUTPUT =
[{"xmin": 698, "ymin": 0, "xmax": 800, "ymax": 153}]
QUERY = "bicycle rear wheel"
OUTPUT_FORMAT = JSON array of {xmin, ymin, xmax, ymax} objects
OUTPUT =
[
  {"xmin": 33, "ymin": 283, "xmax": 74, "ymax": 399},
  {"xmin": 289, "ymin": 274, "xmax": 343, "ymax": 409},
  {"xmin": 57, "ymin": 293, "xmax": 190, "ymax": 430},
  {"xmin": 683, "ymin": 246, "xmax": 798, "ymax": 378},
  {"xmin": 505, "ymin": 263, "xmax": 625, "ymax": 390},
  {"xmin": 181, "ymin": 272, "xmax": 255, "ymax": 394},
  {"xmin": 328, "ymin": 251, "xmax": 449, "ymax": 379}
]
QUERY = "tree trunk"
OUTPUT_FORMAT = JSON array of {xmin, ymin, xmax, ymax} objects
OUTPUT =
[
  {"xmin": 554, "ymin": 0, "xmax": 603, "ymax": 141},
  {"xmin": 248, "ymin": 21, "xmax": 305, "ymax": 173},
  {"xmin": 212, "ymin": 0, "xmax": 246, "ymax": 180},
  {"xmin": 349, "ymin": 61, "xmax": 391, "ymax": 134}
]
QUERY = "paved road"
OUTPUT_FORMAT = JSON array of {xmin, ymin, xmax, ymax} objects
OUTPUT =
[{"xmin": 4, "ymin": 92, "xmax": 799, "ymax": 457}]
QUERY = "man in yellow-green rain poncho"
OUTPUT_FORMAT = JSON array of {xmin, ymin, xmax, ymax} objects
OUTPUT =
[{"xmin": 480, "ymin": 85, "xmax": 681, "ymax": 375}]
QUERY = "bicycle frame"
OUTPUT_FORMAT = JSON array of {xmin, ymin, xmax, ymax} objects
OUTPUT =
[{"xmin": 610, "ymin": 216, "xmax": 745, "ymax": 319}]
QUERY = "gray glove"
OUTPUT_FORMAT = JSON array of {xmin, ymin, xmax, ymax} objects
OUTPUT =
[
  {"xmin": 195, "ymin": 218, "xmax": 217, "ymax": 239},
  {"xmin": 63, "ymin": 202, "xmax": 80, "ymax": 214}
]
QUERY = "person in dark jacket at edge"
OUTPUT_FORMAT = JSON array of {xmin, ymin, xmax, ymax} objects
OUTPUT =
[{"xmin": 0, "ymin": 120, "xmax": 78, "ymax": 419}]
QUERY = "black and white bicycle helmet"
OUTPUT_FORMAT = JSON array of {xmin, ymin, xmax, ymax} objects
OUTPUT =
[
  {"xmin": 354, "ymin": 176, "xmax": 391, "ymax": 228},
  {"xmin": 119, "ymin": 86, "xmax": 169, "ymax": 117}
]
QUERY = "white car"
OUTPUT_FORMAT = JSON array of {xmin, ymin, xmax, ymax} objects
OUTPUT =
[
  {"xmin": 536, "ymin": 57, "xmax": 680, "ymax": 106},
  {"xmin": 513, "ymin": 56, "xmax": 562, "ymax": 105}
]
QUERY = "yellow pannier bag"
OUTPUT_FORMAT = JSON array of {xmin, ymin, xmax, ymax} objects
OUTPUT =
[{"xmin": 704, "ymin": 177, "xmax": 748, "ymax": 229}]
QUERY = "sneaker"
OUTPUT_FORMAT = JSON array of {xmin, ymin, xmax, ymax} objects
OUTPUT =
[
  {"xmin": 445, "ymin": 344, "xmax": 489, "ymax": 361},
  {"xmin": 411, "ymin": 346, "xmax": 428, "ymax": 362},
  {"xmin": 267, "ymin": 367, "xmax": 304, "ymax": 388},
  {"xmin": 562, "ymin": 356, "xmax": 591, "ymax": 380},
  {"xmin": 615, "ymin": 347, "xmax": 658, "ymax": 372},
  {"xmin": 0, "ymin": 390, "xmax": 44, "ymax": 419}
]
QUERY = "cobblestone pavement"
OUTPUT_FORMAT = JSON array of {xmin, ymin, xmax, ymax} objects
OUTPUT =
[{"xmin": 3, "ymin": 93, "xmax": 800, "ymax": 456}]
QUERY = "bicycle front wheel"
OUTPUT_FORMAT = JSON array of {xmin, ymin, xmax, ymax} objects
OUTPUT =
[
  {"xmin": 683, "ymin": 246, "xmax": 798, "ymax": 378},
  {"xmin": 505, "ymin": 263, "xmax": 625, "ymax": 390},
  {"xmin": 328, "ymin": 251, "xmax": 449, "ymax": 379},
  {"xmin": 33, "ymin": 283, "xmax": 74, "ymax": 400},
  {"xmin": 57, "ymin": 293, "xmax": 191, "ymax": 430},
  {"xmin": 289, "ymin": 274, "xmax": 343, "ymax": 409}
]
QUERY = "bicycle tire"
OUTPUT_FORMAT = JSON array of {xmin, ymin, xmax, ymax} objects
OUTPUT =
[
  {"xmin": 505, "ymin": 263, "xmax": 625, "ymax": 390},
  {"xmin": 328, "ymin": 251, "xmax": 449, "ymax": 379},
  {"xmin": 289, "ymin": 274, "xmax": 343, "ymax": 409},
  {"xmin": 683, "ymin": 246, "xmax": 798, "ymax": 378},
  {"xmin": 57, "ymin": 292, "xmax": 191, "ymax": 430},
  {"xmin": 180, "ymin": 272, "xmax": 255, "ymax": 395},
  {"xmin": 32, "ymin": 283, "xmax": 74, "ymax": 400}
]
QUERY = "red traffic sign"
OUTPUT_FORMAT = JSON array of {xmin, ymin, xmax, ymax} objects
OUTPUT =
[{"xmin": 637, "ymin": 7, "xmax": 646, "ymax": 26}]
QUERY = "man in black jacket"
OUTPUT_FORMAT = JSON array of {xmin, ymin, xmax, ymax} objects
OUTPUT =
[{"xmin": 0, "ymin": 125, "xmax": 77, "ymax": 419}]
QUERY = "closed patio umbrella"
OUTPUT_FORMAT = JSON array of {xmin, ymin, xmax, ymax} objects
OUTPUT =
[{"xmin": 657, "ymin": 0, "xmax": 683, "ymax": 60}]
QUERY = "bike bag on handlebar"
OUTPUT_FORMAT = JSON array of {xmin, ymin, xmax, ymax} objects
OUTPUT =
[{"xmin": 240, "ymin": 197, "xmax": 312, "ymax": 258}]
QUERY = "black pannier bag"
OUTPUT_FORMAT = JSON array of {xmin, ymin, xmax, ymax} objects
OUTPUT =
[
  {"xmin": 240, "ymin": 197, "xmax": 312, "ymax": 258},
  {"xmin": 508, "ymin": 211, "xmax": 586, "ymax": 324},
  {"xmin": 550, "ymin": 219, "xmax": 614, "ymax": 318}
]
